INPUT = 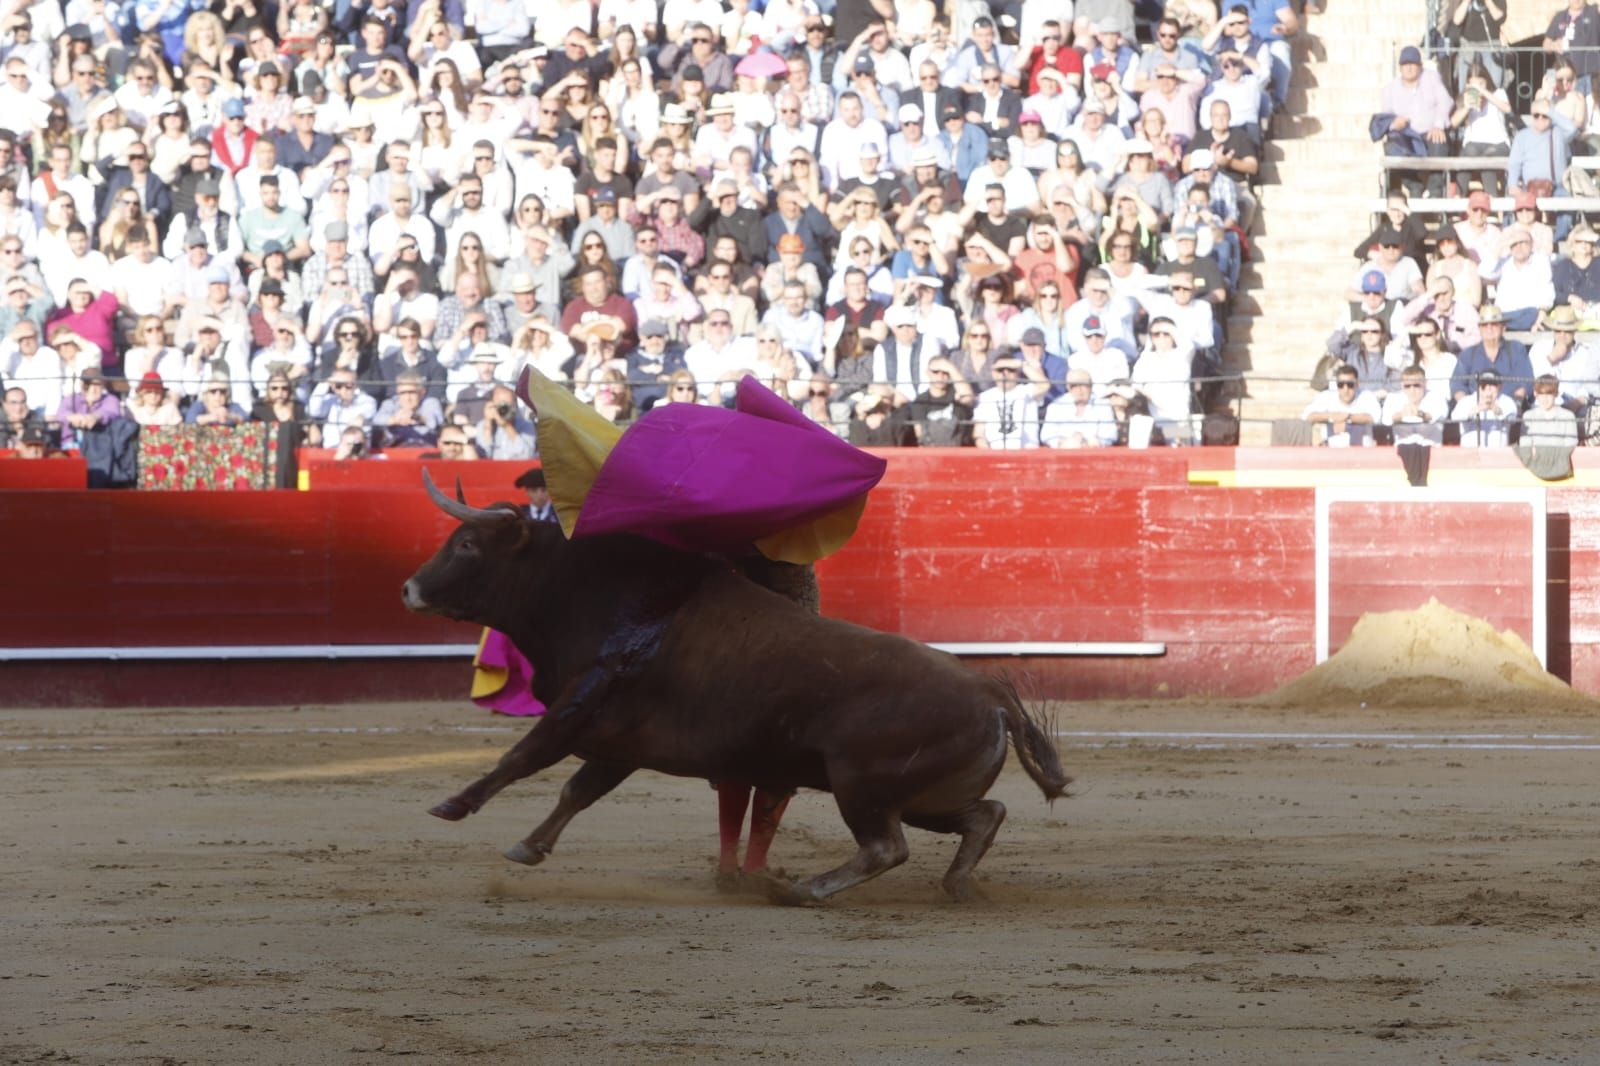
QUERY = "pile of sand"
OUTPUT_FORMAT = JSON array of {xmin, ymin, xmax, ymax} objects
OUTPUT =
[{"xmin": 1260, "ymin": 598, "xmax": 1593, "ymax": 710}]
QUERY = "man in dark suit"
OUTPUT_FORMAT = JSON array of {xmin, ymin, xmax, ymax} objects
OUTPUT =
[
  {"xmin": 97, "ymin": 143, "xmax": 172, "ymax": 235},
  {"xmin": 964, "ymin": 63, "xmax": 1022, "ymax": 141},
  {"xmin": 516, "ymin": 467, "xmax": 559, "ymax": 523},
  {"xmin": 761, "ymin": 183, "xmax": 836, "ymax": 278},
  {"xmin": 695, "ymin": 179, "xmax": 769, "ymax": 267}
]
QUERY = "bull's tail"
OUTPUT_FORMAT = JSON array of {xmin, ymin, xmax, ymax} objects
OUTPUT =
[{"xmin": 998, "ymin": 678, "xmax": 1071, "ymax": 802}]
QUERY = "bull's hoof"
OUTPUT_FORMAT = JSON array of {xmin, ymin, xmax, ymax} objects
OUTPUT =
[
  {"xmin": 504, "ymin": 840, "xmax": 551, "ymax": 866},
  {"xmin": 942, "ymin": 876, "xmax": 987, "ymax": 904},
  {"xmin": 428, "ymin": 797, "xmax": 475, "ymax": 821},
  {"xmin": 749, "ymin": 869, "xmax": 816, "ymax": 907}
]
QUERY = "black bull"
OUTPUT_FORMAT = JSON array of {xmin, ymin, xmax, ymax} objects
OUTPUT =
[{"xmin": 403, "ymin": 473, "xmax": 1069, "ymax": 904}]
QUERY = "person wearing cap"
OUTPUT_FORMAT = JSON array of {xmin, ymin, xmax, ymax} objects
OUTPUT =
[
  {"xmin": 1454, "ymin": 188, "xmax": 1503, "ymax": 268},
  {"xmin": 1154, "ymin": 225, "xmax": 1228, "ymax": 307},
  {"xmin": 208, "ymin": 95, "xmax": 254, "ymax": 175},
  {"xmin": 54, "ymin": 367, "xmax": 124, "ymax": 450},
  {"xmin": 1066, "ymin": 267, "xmax": 1139, "ymax": 359},
  {"xmin": 1355, "ymin": 192, "xmax": 1426, "ymax": 268},
  {"xmin": 818, "ymin": 90, "xmax": 890, "ymax": 189},
  {"xmin": 700, "ymin": 179, "xmax": 768, "ymax": 268},
  {"xmin": 1395, "ymin": 274, "xmax": 1480, "ymax": 354},
  {"xmin": 1423, "ymin": 222, "xmax": 1484, "ymax": 311},
  {"xmin": 1529, "ymin": 305, "xmax": 1599, "ymax": 408},
  {"xmin": 1509, "ymin": 187, "xmax": 1557, "ymax": 257},
  {"xmin": 1302, "ymin": 363, "xmax": 1382, "ymax": 447},
  {"xmin": 302, "ymin": 221, "xmax": 376, "ymax": 305},
  {"xmin": 1484, "ymin": 224, "xmax": 1555, "ymax": 331},
  {"xmin": 932, "ymin": 98, "xmax": 990, "ymax": 185},
  {"xmin": 1065, "ymin": 311, "xmax": 1131, "ymax": 394},
  {"xmin": 961, "ymin": 138, "xmax": 1040, "ymax": 214},
  {"xmin": 970, "ymin": 349, "xmax": 1040, "ymax": 450},
  {"xmin": 692, "ymin": 93, "xmax": 757, "ymax": 173},
  {"xmin": 1450, "ymin": 368, "xmax": 1519, "ymax": 446},
  {"xmin": 175, "ymin": 260, "xmax": 248, "ymax": 349},
  {"xmin": 1452, "ymin": 303, "xmax": 1535, "ymax": 401},
  {"xmin": 275, "ymin": 96, "xmax": 334, "ymax": 177}
]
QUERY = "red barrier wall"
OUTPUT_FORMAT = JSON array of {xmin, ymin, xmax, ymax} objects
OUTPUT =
[{"xmin": 4, "ymin": 451, "xmax": 1595, "ymax": 706}]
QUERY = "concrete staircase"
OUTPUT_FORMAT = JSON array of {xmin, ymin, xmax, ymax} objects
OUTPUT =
[{"xmin": 1231, "ymin": 0, "xmax": 1428, "ymax": 441}]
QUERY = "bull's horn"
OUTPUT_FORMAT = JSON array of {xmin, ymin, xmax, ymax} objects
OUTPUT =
[
  {"xmin": 455, "ymin": 477, "xmax": 468, "ymax": 505},
  {"xmin": 423, "ymin": 468, "xmax": 516, "ymax": 525}
]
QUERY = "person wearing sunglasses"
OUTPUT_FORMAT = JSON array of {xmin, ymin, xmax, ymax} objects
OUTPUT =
[{"xmin": 1302, "ymin": 365, "xmax": 1380, "ymax": 447}]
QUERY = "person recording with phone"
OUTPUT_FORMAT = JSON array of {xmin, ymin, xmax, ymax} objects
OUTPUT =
[{"xmin": 1449, "ymin": 62, "xmax": 1512, "ymax": 195}]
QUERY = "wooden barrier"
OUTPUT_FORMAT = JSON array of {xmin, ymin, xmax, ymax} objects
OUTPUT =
[{"xmin": 7, "ymin": 450, "xmax": 1600, "ymax": 706}]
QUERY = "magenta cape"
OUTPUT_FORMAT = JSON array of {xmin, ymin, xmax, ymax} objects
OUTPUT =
[
  {"xmin": 470, "ymin": 630, "xmax": 545, "ymax": 717},
  {"xmin": 570, "ymin": 377, "xmax": 887, "ymax": 555}
]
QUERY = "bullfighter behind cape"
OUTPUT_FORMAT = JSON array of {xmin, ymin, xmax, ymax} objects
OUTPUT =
[{"xmin": 469, "ymin": 367, "xmax": 888, "ymax": 882}]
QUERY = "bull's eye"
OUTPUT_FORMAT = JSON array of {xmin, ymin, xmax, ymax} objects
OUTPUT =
[{"xmin": 455, "ymin": 533, "xmax": 481, "ymax": 556}]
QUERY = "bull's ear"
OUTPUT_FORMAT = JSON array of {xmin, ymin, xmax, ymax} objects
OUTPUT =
[{"xmin": 424, "ymin": 468, "xmax": 518, "ymax": 527}]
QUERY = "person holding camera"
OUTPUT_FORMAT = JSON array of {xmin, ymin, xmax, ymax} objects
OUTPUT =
[{"xmin": 475, "ymin": 382, "xmax": 535, "ymax": 459}]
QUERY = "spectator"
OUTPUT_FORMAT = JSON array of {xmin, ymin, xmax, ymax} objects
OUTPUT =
[
  {"xmin": 54, "ymin": 366, "xmax": 123, "ymax": 448},
  {"xmin": 1451, "ymin": 369, "xmax": 1519, "ymax": 446},
  {"xmin": 1302, "ymin": 363, "xmax": 1381, "ymax": 447},
  {"xmin": 1522, "ymin": 373, "xmax": 1581, "ymax": 446},
  {"xmin": 1380, "ymin": 364, "xmax": 1449, "ymax": 446},
  {"xmin": 1042, "ymin": 367, "xmax": 1117, "ymax": 448},
  {"xmin": 971, "ymin": 351, "xmax": 1038, "ymax": 449},
  {"xmin": 1483, "ymin": 226, "xmax": 1555, "ymax": 331},
  {"xmin": 375, "ymin": 368, "xmax": 445, "ymax": 447},
  {"xmin": 476, "ymin": 382, "xmax": 536, "ymax": 459},
  {"xmin": 1530, "ymin": 306, "xmax": 1599, "ymax": 410},
  {"xmin": 1453, "ymin": 304, "xmax": 1535, "ymax": 403},
  {"xmin": 310, "ymin": 367, "xmax": 378, "ymax": 434},
  {"xmin": 185, "ymin": 372, "xmax": 249, "ymax": 426}
]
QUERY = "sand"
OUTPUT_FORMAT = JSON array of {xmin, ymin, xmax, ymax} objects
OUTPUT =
[
  {"xmin": 7, "ymin": 698, "xmax": 1600, "ymax": 1063},
  {"xmin": 1259, "ymin": 598, "xmax": 1593, "ymax": 711}
]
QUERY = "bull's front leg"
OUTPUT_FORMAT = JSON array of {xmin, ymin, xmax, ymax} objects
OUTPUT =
[
  {"xmin": 428, "ymin": 677, "xmax": 605, "ymax": 821},
  {"xmin": 503, "ymin": 761, "xmax": 635, "ymax": 865}
]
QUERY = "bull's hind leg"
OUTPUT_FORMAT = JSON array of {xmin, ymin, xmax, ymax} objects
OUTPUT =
[
  {"xmin": 760, "ymin": 800, "xmax": 908, "ymax": 906},
  {"xmin": 903, "ymin": 799, "xmax": 1007, "ymax": 902},
  {"xmin": 503, "ymin": 761, "xmax": 634, "ymax": 866}
]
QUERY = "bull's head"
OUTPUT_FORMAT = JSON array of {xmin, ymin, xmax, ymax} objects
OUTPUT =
[{"xmin": 401, "ymin": 470, "xmax": 560, "ymax": 628}]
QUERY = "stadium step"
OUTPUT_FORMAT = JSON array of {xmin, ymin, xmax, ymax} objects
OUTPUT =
[{"xmin": 1237, "ymin": 0, "xmax": 1425, "ymax": 421}]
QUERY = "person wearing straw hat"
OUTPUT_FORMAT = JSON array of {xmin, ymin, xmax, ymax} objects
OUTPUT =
[
  {"xmin": 1530, "ymin": 304, "xmax": 1600, "ymax": 410},
  {"xmin": 1452, "ymin": 304, "xmax": 1535, "ymax": 402}
]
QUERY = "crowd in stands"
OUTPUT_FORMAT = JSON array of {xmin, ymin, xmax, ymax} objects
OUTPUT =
[
  {"xmin": 1327, "ymin": 6, "xmax": 1600, "ymax": 451},
  {"xmin": 0, "ymin": 0, "xmax": 1295, "ymax": 466}
]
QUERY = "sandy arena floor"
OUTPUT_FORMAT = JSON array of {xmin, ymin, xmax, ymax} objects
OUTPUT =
[{"xmin": 5, "ymin": 697, "xmax": 1600, "ymax": 1064}]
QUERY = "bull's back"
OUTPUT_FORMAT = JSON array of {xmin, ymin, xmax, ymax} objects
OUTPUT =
[{"xmin": 625, "ymin": 574, "xmax": 1007, "ymax": 785}]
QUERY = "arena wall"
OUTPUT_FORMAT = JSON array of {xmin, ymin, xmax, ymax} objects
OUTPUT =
[{"xmin": 3, "ymin": 449, "xmax": 1596, "ymax": 707}]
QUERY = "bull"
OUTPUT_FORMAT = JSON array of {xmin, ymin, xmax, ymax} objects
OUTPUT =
[{"xmin": 404, "ymin": 473, "xmax": 1069, "ymax": 904}]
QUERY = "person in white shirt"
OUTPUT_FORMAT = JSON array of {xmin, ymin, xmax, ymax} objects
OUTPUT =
[
  {"xmin": 961, "ymin": 141, "xmax": 1041, "ymax": 213},
  {"xmin": 1380, "ymin": 365, "xmax": 1449, "ymax": 445},
  {"xmin": 682, "ymin": 310, "xmax": 756, "ymax": 396},
  {"xmin": 1450, "ymin": 369, "xmax": 1519, "ymax": 446},
  {"xmin": 817, "ymin": 92, "xmax": 888, "ymax": 190},
  {"xmin": 1303, "ymin": 366, "xmax": 1382, "ymax": 446},
  {"xmin": 1066, "ymin": 316, "xmax": 1131, "ymax": 397},
  {"xmin": 1042, "ymin": 368, "xmax": 1117, "ymax": 447},
  {"xmin": 368, "ymin": 186, "xmax": 437, "ymax": 266},
  {"xmin": 44, "ymin": 223, "xmax": 110, "ymax": 304},
  {"xmin": 430, "ymin": 173, "xmax": 513, "ymax": 263},
  {"xmin": 1483, "ymin": 225, "xmax": 1555, "ymax": 330},
  {"xmin": 111, "ymin": 58, "xmax": 174, "ymax": 130},
  {"xmin": 971, "ymin": 353, "xmax": 1040, "ymax": 448},
  {"xmin": 30, "ymin": 143, "xmax": 95, "ymax": 228},
  {"xmin": 1131, "ymin": 318, "xmax": 1197, "ymax": 441},
  {"xmin": 234, "ymin": 139, "xmax": 303, "ymax": 215},
  {"xmin": 109, "ymin": 227, "xmax": 175, "ymax": 319},
  {"xmin": 1529, "ymin": 305, "xmax": 1600, "ymax": 409}
]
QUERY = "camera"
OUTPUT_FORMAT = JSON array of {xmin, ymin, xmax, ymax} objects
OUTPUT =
[{"xmin": 495, "ymin": 402, "xmax": 513, "ymax": 419}]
